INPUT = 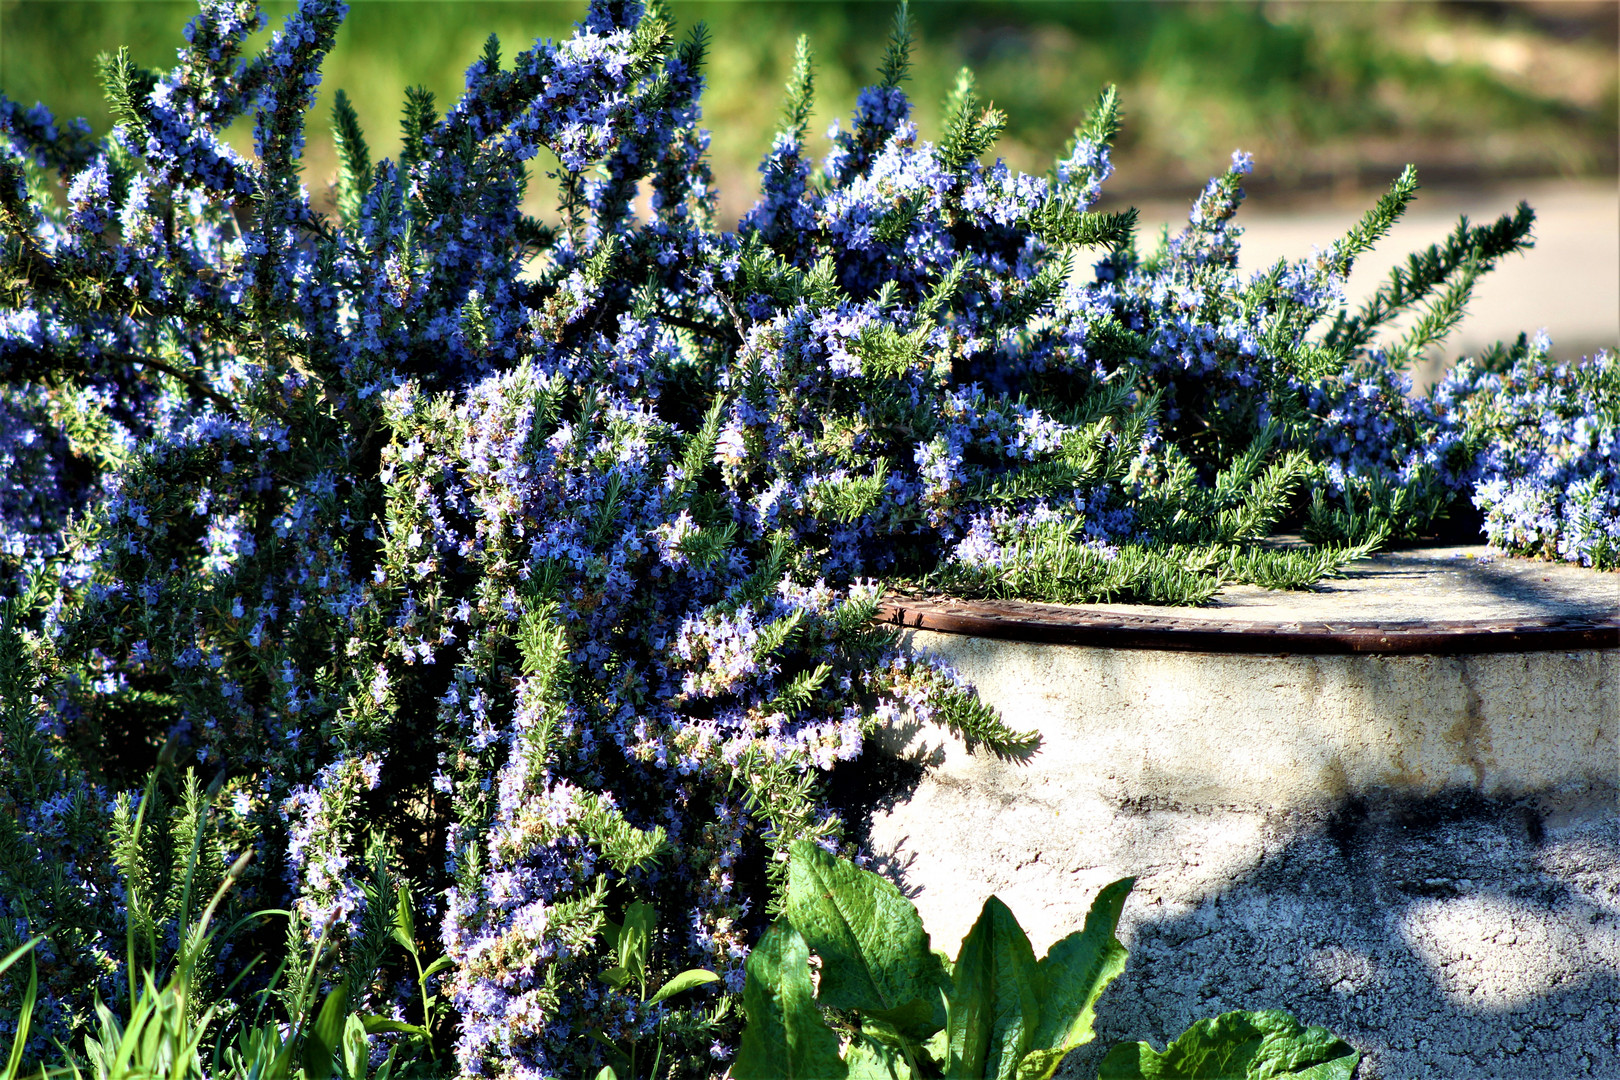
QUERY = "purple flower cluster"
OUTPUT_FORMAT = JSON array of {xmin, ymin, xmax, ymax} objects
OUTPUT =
[
  {"xmin": 0, "ymin": 385, "xmax": 78, "ymax": 569},
  {"xmin": 1305, "ymin": 355, "xmax": 1472, "ymax": 504},
  {"xmin": 1441, "ymin": 345, "xmax": 1619, "ymax": 567},
  {"xmin": 0, "ymin": 0, "xmax": 1611, "ymax": 1073},
  {"xmin": 1298, "ymin": 337, "xmax": 1618, "ymax": 564}
]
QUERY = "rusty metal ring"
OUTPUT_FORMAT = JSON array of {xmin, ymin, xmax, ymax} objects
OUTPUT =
[{"xmin": 876, "ymin": 598, "xmax": 1620, "ymax": 655}]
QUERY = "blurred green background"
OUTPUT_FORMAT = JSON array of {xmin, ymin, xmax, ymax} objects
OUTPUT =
[{"xmin": 2, "ymin": 0, "xmax": 1615, "ymax": 224}]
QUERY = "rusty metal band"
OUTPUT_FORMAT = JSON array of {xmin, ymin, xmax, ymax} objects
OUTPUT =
[{"xmin": 875, "ymin": 598, "xmax": 1620, "ymax": 655}]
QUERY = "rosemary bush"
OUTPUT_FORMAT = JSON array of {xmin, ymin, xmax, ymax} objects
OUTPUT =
[{"xmin": 0, "ymin": 0, "xmax": 1614, "ymax": 1076}]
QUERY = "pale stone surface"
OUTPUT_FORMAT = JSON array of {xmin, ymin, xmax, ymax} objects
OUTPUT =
[
  {"xmin": 1045, "ymin": 804, "xmax": 1620, "ymax": 1080},
  {"xmin": 860, "ymin": 721, "xmax": 1619, "ymax": 1078},
  {"xmin": 882, "ymin": 631, "xmax": 1615, "ymax": 822},
  {"xmin": 853, "ymin": 552, "xmax": 1618, "ymax": 1077},
  {"xmin": 1084, "ymin": 543, "xmax": 1617, "ymax": 624}
]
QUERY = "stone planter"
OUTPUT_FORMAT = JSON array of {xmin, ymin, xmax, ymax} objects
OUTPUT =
[{"xmin": 863, "ymin": 547, "xmax": 1617, "ymax": 1079}]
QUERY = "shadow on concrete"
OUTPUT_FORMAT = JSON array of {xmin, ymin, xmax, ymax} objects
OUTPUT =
[
  {"xmin": 825, "ymin": 717, "xmax": 942, "ymax": 899},
  {"xmin": 1330, "ymin": 543, "xmax": 1619, "ymax": 623},
  {"xmin": 1430, "ymin": 552, "xmax": 1614, "ymax": 621},
  {"xmin": 834, "ymin": 770, "xmax": 1620, "ymax": 1079},
  {"xmin": 841, "ymin": 615, "xmax": 1618, "ymax": 1075},
  {"xmin": 1054, "ymin": 790, "xmax": 1620, "ymax": 1079}
]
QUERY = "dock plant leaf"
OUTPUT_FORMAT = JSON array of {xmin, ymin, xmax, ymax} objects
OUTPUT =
[
  {"xmin": 945, "ymin": 896, "xmax": 1041, "ymax": 1080},
  {"xmin": 784, "ymin": 839, "xmax": 950, "ymax": 1038},
  {"xmin": 1098, "ymin": 1009, "xmax": 1361, "ymax": 1080},
  {"xmin": 733, "ymin": 923, "xmax": 847, "ymax": 1080},
  {"xmin": 1018, "ymin": 876, "xmax": 1135, "ymax": 1078}
]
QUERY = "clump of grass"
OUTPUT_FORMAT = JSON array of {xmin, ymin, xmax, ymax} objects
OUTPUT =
[{"xmin": 0, "ymin": 755, "xmax": 444, "ymax": 1080}]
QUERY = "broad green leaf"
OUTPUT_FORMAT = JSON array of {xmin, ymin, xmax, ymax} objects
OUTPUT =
[
  {"xmin": 1015, "ymin": 1048, "xmax": 1066, "ymax": 1080},
  {"xmin": 302, "ymin": 982, "xmax": 350, "ymax": 1080},
  {"xmin": 945, "ymin": 896, "xmax": 1041, "ymax": 1080},
  {"xmin": 1098, "ymin": 1010, "xmax": 1361, "ymax": 1080},
  {"xmin": 594, "ymin": 1068, "xmax": 619, "ymax": 1080},
  {"xmin": 868, "ymin": 994, "xmax": 945, "ymax": 1046},
  {"xmin": 599, "ymin": 965, "xmax": 634, "ymax": 991},
  {"xmin": 784, "ymin": 840, "xmax": 948, "ymax": 1037},
  {"xmin": 618, "ymin": 901, "xmax": 656, "ymax": 992},
  {"xmin": 845, "ymin": 1036, "xmax": 910, "ymax": 1080},
  {"xmin": 392, "ymin": 884, "xmax": 416, "ymax": 954},
  {"xmin": 861, "ymin": 1015, "xmax": 951, "ymax": 1078},
  {"xmin": 339, "ymin": 1013, "xmax": 368, "ymax": 1080},
  {"xmin": 0, "ymin": 938, "xmax": 40, "ymax": 981},
  {"xmin": 586, "ymin": 1026, "xmax": 635, "ymax": 1078},
  {"xmin": 420, "ymin": 955, "xmax": 454, "ymax": 981},
  {"xmin": 373, "ymin": 1042, "xmax": 402, "ymax": 1080},
  {"xmin": 858, "ymin": 1016, "xmax": 910, "ymax": 1050},
  {"xmin": 1023, "ymin": 876, "xmax": 1134, "ymax": 1077},
  {"xmin": 359, "ymin": 1015, "xmax": 428, "ymax": 1037},
  {"xmin": 272, "ymin": 1044, "xmax": 298, "ymax": 1080},
  {"xmin": 3, "ymin": 943, "xmax": 39, "ymax": 1080},
  {"xmin": 732, "ymin": 923, "xmax": 847, "ymax": 1080},
  {"xmin": 136, "ymin": 995, "xmax": 161, "ymax": 1074},
  {"xmin": 648, "ymin": 968, "xmax": 721, "ymax": 1005}
]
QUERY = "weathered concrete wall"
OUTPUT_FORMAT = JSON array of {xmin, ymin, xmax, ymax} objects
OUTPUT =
[
  {"xmin": 887, "ymin": 631, "xmax": 1617, "ymax": 814},
  {"xmin": 859, "ymin": 633, "xmax": 1620, "ymax": 1078}
]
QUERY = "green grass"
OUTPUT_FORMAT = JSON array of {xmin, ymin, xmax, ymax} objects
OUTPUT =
[{"xmin": 1, "ymin": 0, "xmax": 1613, "ymax": 223}]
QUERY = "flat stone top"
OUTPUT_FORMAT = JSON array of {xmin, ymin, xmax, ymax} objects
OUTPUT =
[
  {"xmin": 878, "ymin": 546, "xmax": 1619, "ymax": 654},
  {"xmin": 1099, "ymin": 545, "xmax": 1616, "ymax": 623}
]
